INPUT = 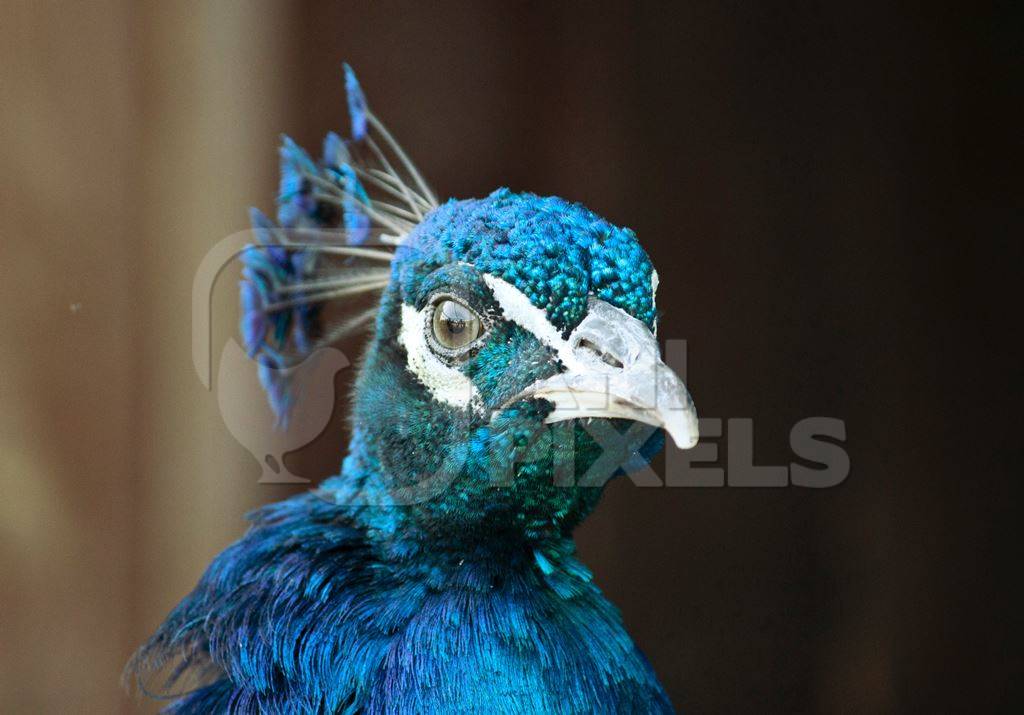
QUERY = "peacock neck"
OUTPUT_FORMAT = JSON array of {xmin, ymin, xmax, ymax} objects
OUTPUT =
[{"xmin": 327, "ymin": 428, "xmax": 574, "ymax": 572}]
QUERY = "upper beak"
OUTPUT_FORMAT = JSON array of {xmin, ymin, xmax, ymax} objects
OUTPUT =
[{"xmin": 505, "ymin": 298, "xmax": 699, "ymax": 449}]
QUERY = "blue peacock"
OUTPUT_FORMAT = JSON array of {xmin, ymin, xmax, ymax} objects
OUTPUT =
[{"xmin": 129, "ymin": 65, "xmax": 699, "ymax": 714}]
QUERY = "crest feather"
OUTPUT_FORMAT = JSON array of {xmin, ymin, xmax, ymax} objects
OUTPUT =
[{"xmin": 239, "ymin": 65, "xmax": 437, "ymax": 424}]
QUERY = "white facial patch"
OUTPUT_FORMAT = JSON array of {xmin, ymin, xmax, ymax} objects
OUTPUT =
[
  {"xmin": 651, "ymin": 268, "xmax": 659, "ymax": 335},
  {"xmin": 398, "ymin": 302, "xmax": 482, "ymax": 411},
  {"xmin": 481, "ymin": 274, "xmax": 584, "ymax": 372}
]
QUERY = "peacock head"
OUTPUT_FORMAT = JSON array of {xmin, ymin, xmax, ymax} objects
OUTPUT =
[{"xmin": 240, "ymin": 67, "xmax": 697, "ymax": 545}]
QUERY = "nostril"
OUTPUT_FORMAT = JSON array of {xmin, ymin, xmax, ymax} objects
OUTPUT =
[{"xmin": 575, "ymin": 338, "xmax": 625, "ymax": 369}]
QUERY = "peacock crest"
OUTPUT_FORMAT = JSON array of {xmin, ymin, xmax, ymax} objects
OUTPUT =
[{"xmin": 240, "ymin": 64, "xmax": 436, "ymax": 424}]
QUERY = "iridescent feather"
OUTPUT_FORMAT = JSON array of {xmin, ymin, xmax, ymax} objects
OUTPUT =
[{"xmin": 238, "ymin": 65, "xmax": 438, "ymax": 424}]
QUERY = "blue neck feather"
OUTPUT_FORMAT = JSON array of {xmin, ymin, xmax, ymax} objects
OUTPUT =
[{"xmin": 134, "ymin": 482, "xmax": 673, "ymax": 713}]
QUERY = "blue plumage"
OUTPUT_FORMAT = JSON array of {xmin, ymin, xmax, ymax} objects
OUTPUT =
[
  {"xmin": 137, "ymin": 489, "xmax": 671, "ymax": 714},
  {"xmin": 130, "ymin": 66, "xmax": 696, "ymax": 713}
]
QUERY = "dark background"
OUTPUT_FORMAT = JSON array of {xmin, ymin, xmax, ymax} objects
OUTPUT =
[{"xmin": 2, "ymin": 2, "xmax": 1019, "ymax": 712}]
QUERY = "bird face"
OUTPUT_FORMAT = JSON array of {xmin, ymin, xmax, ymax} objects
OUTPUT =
[
  {"xmin": 238, "ymin": 68, "xmax": 698, "ymax": 545},
  {"xmin": 350, "ymin": 189, "xmax": 697, "ymax": 540}
]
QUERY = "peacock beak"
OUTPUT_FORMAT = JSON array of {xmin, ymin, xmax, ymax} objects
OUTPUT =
[{"xmin": 504, "ymin": 297, "xmax": 699, "ymax": 449}]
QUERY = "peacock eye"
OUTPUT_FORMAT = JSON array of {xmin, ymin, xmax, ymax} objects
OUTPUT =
[{"xmin": 430, "ymin": 298, "xmax": 482, "ymax": 351}]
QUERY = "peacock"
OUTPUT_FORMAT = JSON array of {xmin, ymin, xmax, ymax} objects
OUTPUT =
[{"xmin": 129, "ymin": 65, "xmax": 698, "ymax": 714}]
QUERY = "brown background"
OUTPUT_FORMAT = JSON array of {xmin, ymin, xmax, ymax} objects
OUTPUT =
[{"xmin": 1, "ymin": 1, "xmax": 1019, "ymax": 713}]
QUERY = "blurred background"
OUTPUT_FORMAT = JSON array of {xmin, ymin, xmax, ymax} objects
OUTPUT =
[{"xmin": 1, "ymin": 1, "xmax": 1019, "ymax": 712}]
